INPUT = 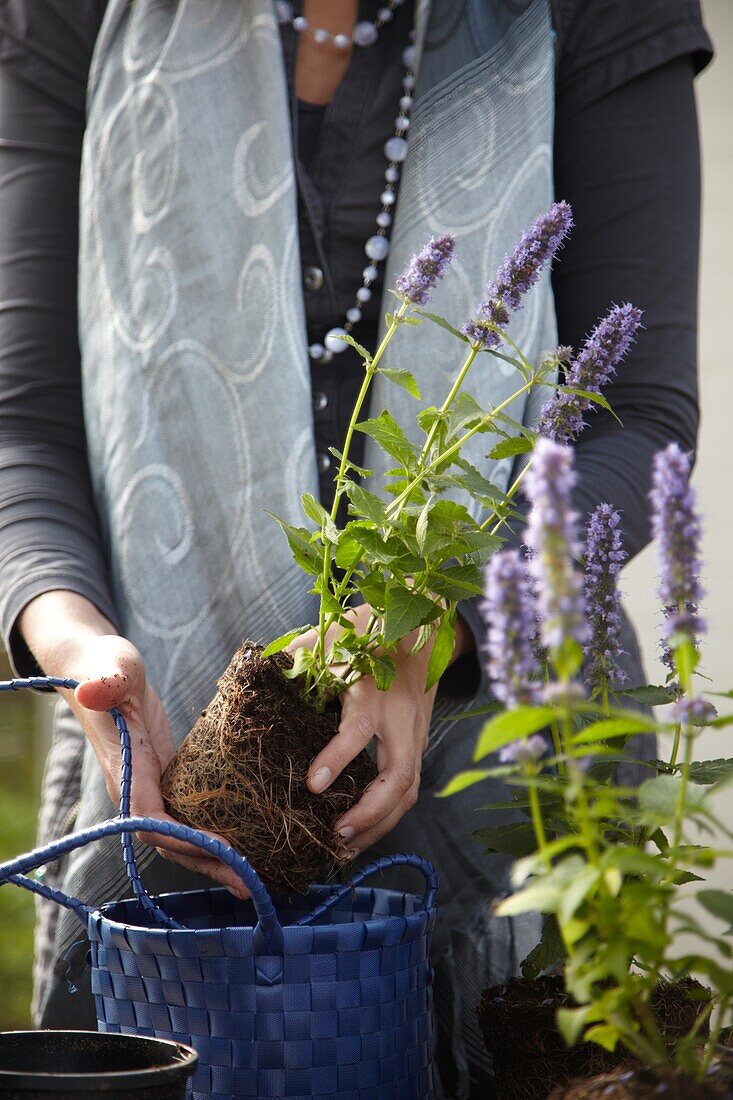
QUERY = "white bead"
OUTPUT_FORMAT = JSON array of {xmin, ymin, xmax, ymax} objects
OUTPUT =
[
  {"xmin": 402, "ymin": 45, "xmax": 416, "ymax": 69},
  {"xmin": 313, "ymin": 27, "xmax": 330, "ymax": 43},
  {"xmin": 377, "ymin": 6, "xmax": 393, "ymax": 21},
  {"xmin": 376, "ymin": 211, "xmax": 392, "ymax": 228},
  {"xmin": 365, "ymin": 235, "xmax": 390, "ymax": 262},
  {"xmin": 363, "ymin": 264, "xmax": 379, "ymax": 281},
  {"xmin": 293, "ymin": 15, "xmax": 308, "ymax": 31},
  {"xmin": 346, "ymin": 307, "xmax": 362, "ymax": 324},
  {"xmin": 309, "ymin": 342, "xmax": 325, "ymax": 360},
  {"xmin": 325, "ymin": 327, "xmax": 349, "ymax": 353},
  {"xmin": 385, "ymin": 165, "xmax": 399, "ymax": 183},
  {"xmin": 352, "ymin": 20, "xmax": 378, "ymax": 46},
  {"xmin": 399, "ymin": 95, "xmax": 413, "ymax": 111},
  {"xmin": 334, "ymin": 33, "xmax": 351, "ymax": 49},
  {"xmin": 356, "ymin": 287, "xmax": 372, "ymax": 303},
  {"xmin": 384, "ymin": 136, "xmax": 407, "ymax": 163},
  {"xmin": 380, "ymin": 189, "xmax": 396, "ymax": 205},
  {"xmin": 275, "ymin": 1, "xmax": 293, "ymax": 23},
  {"xmin": 402, "ymin": 74, "xmax": 415, "ymax": 91},
  {"xmin": 395, "ymin": 116, "xmax": 410, "ymax": 132}
]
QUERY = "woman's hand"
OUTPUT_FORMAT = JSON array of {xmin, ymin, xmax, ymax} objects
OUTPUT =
[
  {"xmin": 289, "ymin": 605, "xmax": 474, "ymax": 855},
  {"xmin": 18, "ymin": 592, "xmax": 250, "ymax": 898}
]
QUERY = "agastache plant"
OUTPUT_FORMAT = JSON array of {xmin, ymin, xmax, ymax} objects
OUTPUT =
[
  {"xmin": 266, "ymin": 203, "xmax": 628, "ymax": 715},
  {"xmin": 442, "ymin": 441, "xmax": 733, "ymax": 1088},
  {"xmin": 538, "ymin": 304, "xmax": 643, "ymax": 444},
  {"xmin": 583, "ymin": 503, "xmax": 627, "ymax": 703}
]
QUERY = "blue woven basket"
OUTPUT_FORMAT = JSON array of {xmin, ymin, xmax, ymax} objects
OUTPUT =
[{"xmin": 0, "ymin": 677, "xmax": 438, "ymax": 1100}]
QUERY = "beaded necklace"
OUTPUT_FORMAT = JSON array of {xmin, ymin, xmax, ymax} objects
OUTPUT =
[{"xmin": 275, "ymin": 0, "xmax": 416, "ymax": 365}]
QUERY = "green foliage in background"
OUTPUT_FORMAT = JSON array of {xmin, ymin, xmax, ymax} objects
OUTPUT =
[
  {"xmin": 0, "ymin": 789, "xmax": 38, "ymax": 1028},
  {"xmin": 0, "ymin": 655, "xmax": 42, "ymax": 1029}
]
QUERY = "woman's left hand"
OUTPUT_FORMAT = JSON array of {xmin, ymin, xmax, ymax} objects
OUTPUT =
[{"xmin": 288, "ymin": 605, "xmax": 472, "ymax": 855}]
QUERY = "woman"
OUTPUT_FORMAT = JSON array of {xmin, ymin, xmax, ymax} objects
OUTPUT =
[{"xmin": 0, "ymin": 0, "xmax": 712, "ymax": 1094}]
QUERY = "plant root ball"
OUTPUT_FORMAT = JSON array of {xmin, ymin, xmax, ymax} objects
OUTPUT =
[{"xmin": 161, "ymin": 642, "xmax": 376, "ymax": 894}]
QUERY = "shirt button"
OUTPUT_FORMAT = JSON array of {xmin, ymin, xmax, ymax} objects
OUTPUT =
[
  {"xmin": 303, "ymin": 266, "xmax": 324, "ymax": 292},
  {"xmin": 312, "ymin": 390, "xmax": 328, "ymax": 413},
  {"xmin": 317, "ymin": 451, "xmax": 331, "ymax": 473}
]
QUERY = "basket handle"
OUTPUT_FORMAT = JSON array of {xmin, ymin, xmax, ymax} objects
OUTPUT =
[
  {"xmin": 0, "ymin": 677, "xmax": 284, "ymax": 950},
  {"xmin": 0, "ymin": 815, "xmax": 285, "ymax": 952},
  {"xmin": 298, "ymin": 852, "xmax": 438, "ymax": 925}
]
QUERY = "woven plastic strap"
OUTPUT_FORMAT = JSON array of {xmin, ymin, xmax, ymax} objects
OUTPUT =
[
  {"xmin": 0, "ymin": 676, "xmax": 176, "ymax": 927},
  {"xmin": 0, "ymin": 815, "xmax": 285, "ymax": 952}
]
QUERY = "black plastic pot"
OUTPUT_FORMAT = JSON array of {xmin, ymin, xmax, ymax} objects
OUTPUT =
[{"xmin": 0, "ymin": 1032, "xmax": 197, "ymax": 1099}]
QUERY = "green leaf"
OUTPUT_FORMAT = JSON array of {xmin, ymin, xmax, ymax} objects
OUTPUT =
[
  {"xmin": 474, "ymin": 706, "xmax": 555, "ymax": 762},
  {"xmin": 367, "ymin": 651, "xmax": 396, "ymax": 692},
  {"xmin": 428, "ymin": 563, "xmax": 485, "ymax": 599},
  {"xmin": 426, "ymin": 612, "xmax": 456, "ymax": 691},
  {"xmin": 620, "ymin": 684, "xmax": 677, "ymax": 706},
  {"xmin": 488, "ymin": 436, "xmax": 532, "ymax": 461},
  {"xmin": 584, "ymin": 1024, "xmax": 621, "ymax": 1053},
  {"xmin": 437, "ymin": 768, "xmax": 494, "ymax": 797},
  {"xmin": 559, "ymin": 866, "xmax": 602, "ymax": 924},
  {"xmin": 637, "ymin": 774, "xmax": 708, "ymax": 825},
  {"xmin": 379, "ymin": 367, "xmax": 421, "ymax": 399},
  {"xmin": 414, "ymin": 308, "xmax": 467, "ymax": 341},
  {"xmin": 328, "ymin": 447, "xmax": 372, "ymax": 478},
  {"xmin": 300, "ymin": 492, "xmax": 339, "ymax": 543},
  {"xmin": 448, "ymin": 459, "xmax": 510, "ymax": 505},
  {"xmin": 335, "ymin": 332, "xmax": 372, "ymax": 361},
  {"xmin": 356, "ymin": 410, "xmax": 417, "ymax": 467},
  {"xmin": 345, "ymin": 482, "xmax": 388, "ymax": 525},
  {"xmin": 382, "ymin": 584, "xmax": 440, "ymax": 646},
  {"xmin": 472, "ymin": 821, "xmax": 539, "ymax": 858},
  {"xmin": 556, "ymin": 1006, "xmax": 591, "ymax": 1047},
  {"xmin": 571, "ymin": 716, "xmax": 657, "ymax": 746},
  {"xmin": 334, "ymin": 533, "xmax": 363, "ymax": 571},
  {"xmin": 697, "ymin": 890, "xmax": 733, "ymax": 932},
  {"xmin": 496, "ymin": 881, "xmax": 563, "ymax": 918},
  {"xmin": 267, "ymin": 513, "xmax": 323, "ymax": 575},
  {"xmin": 520, "ymin": 916, "xmax": 565, "ymax": 979},
  {"xmin": 415, "ymin": 497, "xmax": 433, "ymax": 554},
  {"xmin": 261, "ymin": 627, "xmax": 311, "ymax": 659},
  {"xmin": 688, "ymin": 758, "xmax": 733, "ymax": 785},
  {"xmin": 709, "ymin": 713, "xmax": 733, "ymax": 729}
]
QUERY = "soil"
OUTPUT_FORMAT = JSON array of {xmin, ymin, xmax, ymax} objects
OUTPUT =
[
  {"xmin": 161, "ymin": 642, "xmax": 376, "ymax": 893},
  {"xmin": 477, "ymin": 975, "xmax": 709, "ymax": 1100}
]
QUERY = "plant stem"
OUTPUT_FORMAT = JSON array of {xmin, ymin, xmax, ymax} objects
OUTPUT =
[
  {"xmin": 385, "ymin": 378, "xmax": 535, "ymax": 518},
  {"xmin": 419, "ymin": 345, "xmax": 479, "ymax": 461},
  {"xmin": 315, "ymin": 301, "xmax": 408, "ymax": 670},
  {"xmin": 528, "ymin": 774, "xmax": 550, "ymax": 868}
]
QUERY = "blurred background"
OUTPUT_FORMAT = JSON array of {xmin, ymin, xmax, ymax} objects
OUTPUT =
[{"xmin": 0, "ymin": 0, "xmax": 731, "ymax": 1031}]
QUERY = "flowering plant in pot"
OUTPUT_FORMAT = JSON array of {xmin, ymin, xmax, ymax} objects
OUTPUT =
[
  {"xmin": 160, "ymin": 201, "xmax": 639, "ymax": 895},
  {"xmin": 442, "ymin": 435, "xmax": 733, "ymax": 1099}
]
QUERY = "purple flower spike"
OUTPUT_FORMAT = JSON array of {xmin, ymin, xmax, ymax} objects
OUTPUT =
[
  {"xmin": 538, "ymin": 303, "xmax": 643, "ymax": 445},
  {"xmin": 461, "ymin": 201, "xmax": 574, "ymax": 349},
  {"xmin": 498, "ymin": 733, "xmax": 547, "ymax": 766},
  {"xmin": 583, "ymin": 504, "xmax": 627, "ymax": 694},
  {"xmin": 650, "ymin": 443, "xmax": 705, "ymax": 664},
  {"xmin": 483, "ymin": 550, "xmax": 541, "ymax": 707},
  {"xmin": 395, "ymin": 233, "xmax": 456, "ymax": 305},
  {"xmin": 673, "ymin": 696, "xmax": 717, "ymax": 727},
  {"xmin": 524, "ymin": 438, "xmax": 588, "ymax": 652}
]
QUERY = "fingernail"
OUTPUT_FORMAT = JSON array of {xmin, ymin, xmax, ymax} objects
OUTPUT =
[
  {"xmin": 310, "ymin": 766, "xmax": 332, "ymax": 793},
  {"xmin": 349, "ymin": 848, "xmax": 360, "ymax": 861},
  {"xmin": 338, "ymin": 825, "xmax": 356, "ymax": 842}
]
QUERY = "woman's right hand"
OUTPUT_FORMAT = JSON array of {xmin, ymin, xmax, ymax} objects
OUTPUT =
[{"xmin": 18, "ymin": 592, "xmax": 250, "ymax": 898}]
